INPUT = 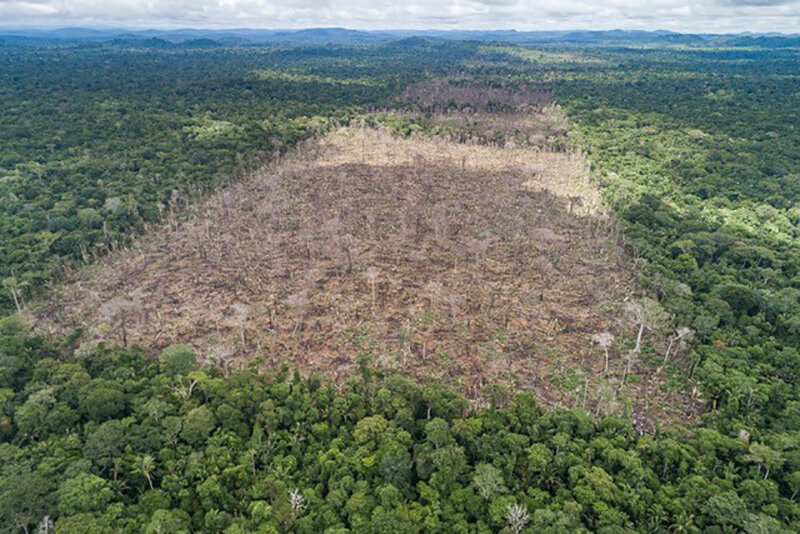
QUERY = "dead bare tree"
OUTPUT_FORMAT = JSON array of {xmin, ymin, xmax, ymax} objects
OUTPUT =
[
  {"xmin": 591, "ymin": 332, "xmax": 615, "ymax": 374},
  {"xmin": 365, "ymin": 267, "xmax": 381, "ymax": 311},
  {"xmin": 567, "ymin": 195, "xmax": 583, "ymax": 215},
  {"xmin": 225, "ymin": 303, "xmax": 252, "ymax": 348},
  {"xmin": 446, "ymin": 292, "xmax": 463, "ymax": 321},
  {"xmin": 208, "ymin": 342, "xmax": 237, "ymax": 376},
  {"xmin": 431, "ymin": 210, "xmax": 449, "ymax": 246},
  {"xmin": 465, "ymin": 235, "xmax": 493, "ymax": 274},
  {"xmin": 99, "ymin": 297, "xmax": 143, "ymax": 347},
  {"xmin": 424, "ymin": 280, "xmax": 443, "ymax": 312},
  {"xmin": 398, "ymin": 320, "xmax": 413, "ymax": 367},
  {"xmin": 620, "ymin": 298, "xmax": 670, "ymax": 390},
  {"xmin": 338, "ymin": 234, "xmax": 359, "ymax": 273},
  {"xmin": 661, "ymin": 326, "xmax": 694, "ymax": 372},
  {"xmin": 298, "ymin": 223, "xmax": 316, "ymax": 260},
  {"xmin": 505, "ymin": 503, "xmax": 530, "ymax": 534},
  {"xmin": 285, "ymin": 291, "xmax": 310, "ymax": 338}
]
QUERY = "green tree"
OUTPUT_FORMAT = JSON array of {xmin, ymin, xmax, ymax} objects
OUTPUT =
[
  {"xmin": 57, "ymin": 473, "xmax": 114, "ymax": 516},
  {"xmin": 180, "ymin": 405, "xmax": 216, "ymax": 445},
  {"xmin": 79, "ymin": 382, "xmax": 126, "ymax": 421},
  {"xmin": 159, "ymin": 344, "xmax": 197, "ymax": 376}
]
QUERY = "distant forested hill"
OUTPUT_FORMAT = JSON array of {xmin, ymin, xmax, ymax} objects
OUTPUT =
[{"xmin": 2, "ymin": 26, "xmax": 798, "ymax": 46}]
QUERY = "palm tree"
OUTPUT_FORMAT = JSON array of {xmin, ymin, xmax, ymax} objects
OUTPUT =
[
  {"xmin": 669, "ymin": 510, "xmax": 696, "ymax": 533},
  {"xmin": 746, "ymin": 443, "xmax": 783, "ymax": 480},
  {"xmin": 133, "ymin": 454, "xmax": 156, "ymax": 490},
  {"xmin": 2, "ymin": 276, "xmax": 25, "ymax": 312}
]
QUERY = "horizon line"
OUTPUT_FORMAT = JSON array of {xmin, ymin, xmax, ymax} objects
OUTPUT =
[{"xmin": 0, "ymin": 26, "xmax": 798, "ymax": 37}]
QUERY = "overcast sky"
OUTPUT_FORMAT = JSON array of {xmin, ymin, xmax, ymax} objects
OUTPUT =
[{"xmin": 1, "ymin": 0, "xmax": 799, "ymax": 33}]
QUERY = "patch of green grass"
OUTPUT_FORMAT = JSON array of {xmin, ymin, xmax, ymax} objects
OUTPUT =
[
  {"xmin": 551, "ymin": 368, "xmax": 584, "ymax": 391},
  {"xmin": 417, "ymin": 311, "xmax": 441, "ymax": 329}
]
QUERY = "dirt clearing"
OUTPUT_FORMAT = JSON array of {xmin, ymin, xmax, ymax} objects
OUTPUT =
[{"xmin": 29, "ymin": 88, "xmax": 699, "ymax": 425}]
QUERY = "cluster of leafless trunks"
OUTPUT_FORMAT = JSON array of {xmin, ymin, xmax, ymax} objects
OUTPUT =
[{"xmin": 30, "ymin": 80, "xmax": 699, "ymax": 425}]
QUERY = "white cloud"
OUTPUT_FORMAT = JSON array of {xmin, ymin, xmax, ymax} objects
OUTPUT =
[{"xmin": 0, "ymin": 0, "xmax": 798, "ymax": 33}]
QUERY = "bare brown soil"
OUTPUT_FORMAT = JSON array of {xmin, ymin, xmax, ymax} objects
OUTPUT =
[
  {"xmin": 30, "ymin": 94, "xmax": 700, "ymax": 426},
  {"xmin": 400, "ymin": 77, "xmax": 554, "ymax": 111}
]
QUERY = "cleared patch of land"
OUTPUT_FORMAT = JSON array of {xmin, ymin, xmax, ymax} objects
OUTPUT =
[{"xmin": 30, "ymin": 84, "xmax": 699, "ymax": 426}]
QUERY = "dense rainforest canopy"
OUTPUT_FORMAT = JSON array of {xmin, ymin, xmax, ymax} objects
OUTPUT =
[{"xmin": 1, "ymin": 37, "xmax": 800, "ymax": 532}]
